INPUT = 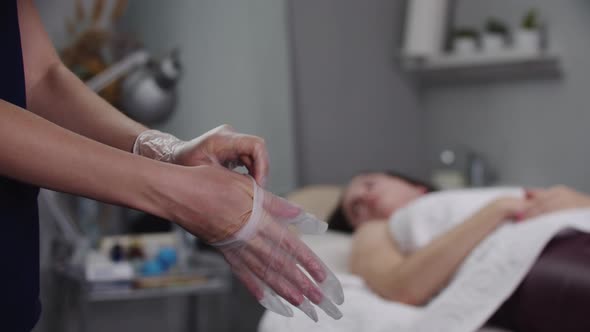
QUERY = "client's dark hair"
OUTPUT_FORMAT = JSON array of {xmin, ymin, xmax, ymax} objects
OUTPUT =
[{"xmin": 327, "ymin": 171, "xmax": 436, "ymax": 234}]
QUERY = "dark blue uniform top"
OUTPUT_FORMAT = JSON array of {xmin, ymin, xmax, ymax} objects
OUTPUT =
[{"xmin": 0, "ymin": 1, "xmax": 42, "ymax": 330}]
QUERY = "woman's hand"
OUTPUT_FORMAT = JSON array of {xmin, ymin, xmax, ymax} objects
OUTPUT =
[
  {"xmin": 487, "ymin": 197, "xmax": 531, "ymax": 222},
  {"xmin": 151, "ymin": 165, "xmax": 343, "ymax": 321},
  {"xmin": 522, "ymin": 186, "xmax": 590, "ymax": 220},
  {"xmin": 158, "ymin": 165, "xmax": 256, "ymax": 242},
  {"xmin": 134, "ymin": 125, "xmax": 269, "ymax": 187},
  {"xmin": 173, "ymin": 124, "xmax": 269, "ymax": 186}
]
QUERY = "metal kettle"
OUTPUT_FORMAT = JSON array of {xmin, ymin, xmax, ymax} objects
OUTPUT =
[
  {"xmin": 86, "ymin": 49, "xmax": 182, "ymax": 125},
  {"xmin": 120, "ymin": 51, "xmax": 181, "ymax": 124}
]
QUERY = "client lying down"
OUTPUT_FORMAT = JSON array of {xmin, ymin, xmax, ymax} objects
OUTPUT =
[{"xmin": 328, "ymin": 172, "xmax": 590, "ymax": 332}]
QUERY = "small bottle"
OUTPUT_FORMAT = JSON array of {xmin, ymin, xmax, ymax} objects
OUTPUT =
[
  {"xmin": 127, "ymin": 238, "xmax": 145, "ymax": 260},
  {"xmin": 109, "ymin": 242, "xmax": 125, "ymax": 262},
  {"xmin": 431, "ymin": 149, "xmax": 467, "ymax": 189},
  {"xmin": 467, "ymin": 153, "xmax": 486, "ymax": 187}
]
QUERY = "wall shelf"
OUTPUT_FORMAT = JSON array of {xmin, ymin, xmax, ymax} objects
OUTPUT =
[{"xmin": 402, "ymin": 50, "xmax": 562, "ymax": 87}]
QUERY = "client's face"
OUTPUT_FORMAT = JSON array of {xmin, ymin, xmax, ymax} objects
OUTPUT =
[{"xmin": 342, "ymin": 173, "xmax": 426, "ymax": 228}]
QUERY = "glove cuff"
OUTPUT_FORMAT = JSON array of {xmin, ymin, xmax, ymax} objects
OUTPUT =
[
  {"xmin": 133, "ymin": 130, "xmax": 184, "ymax": 163},
  {"xmin": 211, "ymin": 177, "xmax": 262, "ymax": 247}
]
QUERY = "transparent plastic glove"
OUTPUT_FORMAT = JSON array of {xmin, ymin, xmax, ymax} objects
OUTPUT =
[
  {"xmin": 133, "ymin": 125, "xmax": 269, "ymax": 186},
  {"xmin": 210, "ymin": 177, "xmax": 345, "ymax": 322}
]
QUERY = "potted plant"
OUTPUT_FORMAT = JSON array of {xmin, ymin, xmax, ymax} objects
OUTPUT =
[
  {"xmin": 515, "ymin": 9, "xmax": 541, "ymax": 53},
  {"xmin": 482, "ymin": 18, "xmax": 509, "ymax": 54},
  {"xmin": 451, "ymin": 27, "xmax": 480, "ymax": 56}
]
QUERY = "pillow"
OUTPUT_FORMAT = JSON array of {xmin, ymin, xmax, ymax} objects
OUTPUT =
[
  {"xmin": 300, "ymin": 231, "xmax": 352, "ymax": 275},
  {"xmin": 286, "ymin": 185, "xmax": 342, "ymax": 221},
  {"xmin": 287, "ymin": 186, "xmax": 351, "ymax": 274}
]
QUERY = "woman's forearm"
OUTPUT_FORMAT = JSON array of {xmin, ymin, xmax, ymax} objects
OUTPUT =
[
  {"xmin": 0, "ymin": 98, "xmax": 165, "ymax": 212},
  {"xmin": 388, "ymin": 203, "xmax": 508, "ymax": 305},
  {"xmin": 17, "ymin": 0, "xmax": 147, "ymax": 153},
  {"xmin": 27, "ymin": 62, "xmax": 148, "ymax": 152}
]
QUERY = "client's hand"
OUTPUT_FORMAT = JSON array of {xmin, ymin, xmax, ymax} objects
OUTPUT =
[
  {"xmin": 158, "ymin": 166, "xmax": 343, "ymax": 321},
  {"xmin": 489, "ymin": 197, "xmax": 531, "ymax": 221},
  {"xmin": 523, "ymin": 186, "xmax": 590, "ymax": 220}
]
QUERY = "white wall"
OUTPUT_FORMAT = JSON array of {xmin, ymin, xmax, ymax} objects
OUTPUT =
[
  {"xmin": 424, "ymin": 0, "xmax": 590, "ymax": 191},
  {"xmin": 289, "ymin": 0, "xmax": 426, "ymax": 185},
  {"xmin": 34, "ymin": 0, "xmax": 75, "ymax": 49},
  {"xmin": 123, "ymin": 0, "xmax": 297, "ymax": 194},
  {"xmin": 35, "ymin": 0, "xmax": 119, "ymax": 49}
]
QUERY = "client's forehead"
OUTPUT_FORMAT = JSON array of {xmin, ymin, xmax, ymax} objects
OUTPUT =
[
  {"xmin": 351, "ymin": 173, "xmax": 386, "ymax": 184},
  {"xmin": 347, "ymin": 175, "xmax": 368, "ymax": 193},
  {"xmin": 346, "ymin": 173, "xmax": 380, "ymax": 197}
]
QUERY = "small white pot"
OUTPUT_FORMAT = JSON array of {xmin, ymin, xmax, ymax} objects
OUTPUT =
[
  {"xmin": 482, "ymin": 33, "xmax": 507, "ymax": 54},
  {"xmin": 453, "ymin": 37, "xmax": 478, "ymax": 56},
  {"xmin": 515, "ymin": 29, "xmax": 541, "ymax": 53}
]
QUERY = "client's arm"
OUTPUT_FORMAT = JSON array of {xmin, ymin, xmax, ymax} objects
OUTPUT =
[{"xmin": 349, "ymin": 197, "xmax": 529, "ymax": 306}]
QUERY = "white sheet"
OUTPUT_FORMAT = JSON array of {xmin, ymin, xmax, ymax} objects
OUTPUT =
[
  {"xmin": 258, "ymin": 230, "xmax": 513, "ymax": 332},
  {"xmin": 413, "ymin": 209, "xmax": 590, "ymax": 332},
  {"xmin": 259, "ymin": 191, "xmax": 590, "ymax": 332},
  {"xmin": 259, "ymin": 273, "xmax": 421, "ymax": 332},
  {"xmin": 389, "ymin": 188, "xmax": 524, "ymax": 254}
]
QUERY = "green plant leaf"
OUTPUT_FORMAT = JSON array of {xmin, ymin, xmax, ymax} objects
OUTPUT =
[{"xmin": 522, "ymin": 9, "xmax": 539, "ymax": 30}]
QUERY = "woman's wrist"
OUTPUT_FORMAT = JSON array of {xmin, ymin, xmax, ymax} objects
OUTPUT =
[
  {"xmin": 133, "ymin": 129, "xmax": 185, "ymax": 163},
  {"xmin": 488, "ymin": 197, "xmax": 527, "ymax": 222},
  {"xmin": 574, "ymin": 191, "xmax": 590, "ymax": 208},
  {"xmin": 490, "ymin": 198, "xmax": 513, "ymax": 217},
  {"xmin": 128, "ymin": 157, "xmax": 186, "ymax": 221},
  {"xmin": 133, "ymin": 162, "xmax": 224, "ymax": 226}
]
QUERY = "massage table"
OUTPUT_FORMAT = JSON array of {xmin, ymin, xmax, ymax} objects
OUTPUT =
[{"xmin": 257, "ymin": 185, "xmax": 511, "ymax": 332}]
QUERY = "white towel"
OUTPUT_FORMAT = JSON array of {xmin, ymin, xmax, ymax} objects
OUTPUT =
[
  {"xmin": 389, "ymin": 188, "xmax": 590, "ymax": 332},
  {"xmin": 389, "ymin": 187, "xmax": 524, "ymax": 254},
  {"xmin": 259, "ymin": 273, "xmax": 421, "ymax": 332}
]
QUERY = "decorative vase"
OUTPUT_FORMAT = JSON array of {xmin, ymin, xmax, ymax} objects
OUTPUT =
[
  {"xmin": 482, "ymin": 33, "xmax": 507, "ymax": 55},
  {"xmin": 403, "ymin": 0, "xmax": 451, "ymax": 58},
  {"xmin": 453, "ymin": 37, "xmax": 478, "ymax": 56},
  {"xmin": 514, "ymin": 28, "xmax": 541, "ymax": 54}
]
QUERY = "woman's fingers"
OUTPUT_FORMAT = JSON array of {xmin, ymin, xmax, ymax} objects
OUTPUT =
[
  {"xmin": 239, "ymin": 155, "xmax": 254, "ymax": 172},
  {"xmin": 212, "ymin": 179, "xmax": 344, "ymax": 321},
  {"xmin": 285, "ymin": 211, "xmax": 329, "ymax": 234},
  {"xmin": 523, "ymin": 192, "xmax": 569, "ymax": 220},
  {"xmin": 259, "ymin": 285, "xmax": 295, "ymax": 318},
  {"xmin": 260, "ymin": 221, "xmax": 325, "ymax": 280},
  {"xmin": 234, "ymin": 135, "xmax": 269, "ymax": 187},
  {"xmin": 248, "ymin": 233, "xmax": 323, "ymax": 304},
  {"xmin": 523, "ymin": 200, "xmax": 553, "ymax": 220},
  {"xmin": 263, "ymin": 192, "xmax": 328, "ymax": 234},
  {"xmin": 241, "ymin": 232, "xmax": 343, "ymax": 319},
  {"xmin": 250, "ymin": 138, "xmax": 270, "ymax": 187},
  {"xmin": 262, "ymin": 191, "xmax": 302, "ymax": 219},
  {"xmin": 223, "ymin": 250, "xmax": 263, "ymax": 299},
  {"xmin": 239, "ymin": 240, "xmax": 304, "ymax": 306},
  {"xmin": 316, "ymin": 297, "xmax": 343, "ymax": 320},
  {"xmin": 314, "ymin": 262, "xmax": 345, "ymax": 306},
  {"xmin": 237, "ymin": 242, "xmax": 325, "ymax": 321},
  {"xmin": 524, "ymin": 187, "xmax": 544, "ymax": 200},
  {"xmin": 224, "ymin": 250, "xmax": 294, "ymax": 317},
  {"xmin": 259, "ymin": 221, "xmax": 344, "ymax": 305}
]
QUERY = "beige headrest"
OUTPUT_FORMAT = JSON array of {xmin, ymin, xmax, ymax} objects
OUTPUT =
[{"xmin": 286, "ymin": 185, "xmax": 343, "ymax": 221}]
